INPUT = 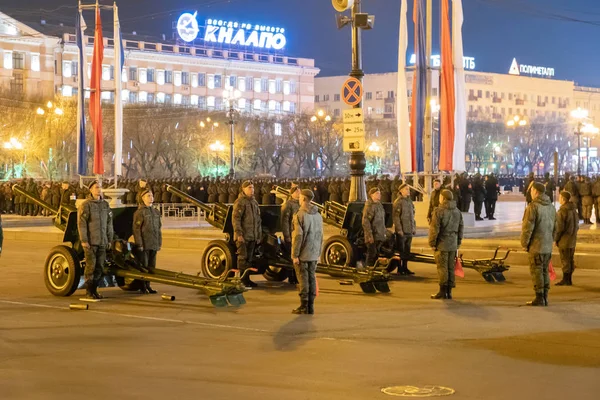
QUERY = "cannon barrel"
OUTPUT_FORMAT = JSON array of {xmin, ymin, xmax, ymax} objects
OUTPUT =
[
  {"xmin": 12, "ymin": 185, "xmax": 59, "ymax": 215},
  {"xmin": 165, "ymin": 184, "xmax": 213, "ymax": 214}
]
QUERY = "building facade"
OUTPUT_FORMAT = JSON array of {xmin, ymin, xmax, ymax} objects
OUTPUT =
[{"xmin": 0, "ymin": 10, "xmax": 319, "ymax": 115}]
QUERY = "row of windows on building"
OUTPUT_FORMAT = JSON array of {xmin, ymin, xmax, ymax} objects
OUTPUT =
[
  {"xmin": 316, "ymin": 90, "xmax": 396, "ymax": 103},
  {"xmin": 60, "ymin": 60, "xmax": 298, "ymax": 95},
  {"xmin": 60, "ymin": 85, "xmax": 296, "ymax": 113},
  {"xmin": 468, "ymin": 89, "xmax": 570, "ymax": 106},
  {"xmin": 3, "ymin": 50, "xmax": 37, "ymax": 71},
  {"xmin": 468, "ymin": 104, "xmax": 568, "ymax": 119}
]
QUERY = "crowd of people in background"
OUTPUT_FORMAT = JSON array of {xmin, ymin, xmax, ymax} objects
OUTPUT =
[{"xmin": 1, "ymin": 173, "xmax": 598, "ymax": 221}]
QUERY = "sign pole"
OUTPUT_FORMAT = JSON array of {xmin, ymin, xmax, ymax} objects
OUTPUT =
[{"xmin": 348, "ymin": 0, "xmax": 367, "ymax": 202}]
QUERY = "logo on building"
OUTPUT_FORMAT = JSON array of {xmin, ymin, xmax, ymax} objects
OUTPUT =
[
  {"xmin": 409, "ymin": 54, "xmax": 476, "ymax": 70},
  {"xmin": 508, "ymin": 58, "xmax": 555, "ymax": 78},
  {"xmin": 203, "ymin": 19, "xmax": 286, "ymax": 50},
  {"xmin": 177, "ymin": 12, "xmax": 200, "ymax": 42}
]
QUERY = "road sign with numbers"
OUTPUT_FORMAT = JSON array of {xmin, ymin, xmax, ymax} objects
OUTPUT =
[{"xmin": 342, "ymin": 109, "xmax": 364, "ymax": 124}]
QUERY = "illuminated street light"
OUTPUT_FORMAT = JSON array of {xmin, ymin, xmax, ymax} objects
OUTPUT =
[
  {"xmin": 4, "ymin": 137, "xmax": 24, "ymax": 150},
  {"xmin": 507, "ymin": 115, "xmax": 527, "ymax": 128},
  {"xmin": 213, "ymin": 122, "xmax": 219, "ymax": 128},
  {"xmin": 209, "ymin": 140, "xmax": 226, "ymax": 178},
  {"xmin": 36, "ymin": 107, "xmax": 45, "ymax": 115},
  {"xmin": 572, "ymin": 108, "xmax": 591, "ymax": 175},
  {"xmin": 519, "ymin": 119, "xmax": 527, "ymax": 126},
  {"xmin": 54, "ymin": 108, "xmax": 64, "ymax": 116},
  {"xmin": 317, "ymin": 109, "xmax": 325, "ymax": 118},
  {"xmin": 199, "ymin": 121, "xmax": 206, "ymax": 128},
  {"xmin": 325, "ymin": 115, "xmax": 332, "ymax": 122},
  {"xmin": 429, "ymin": 99, "xmax": 440, "ymax": 113},
  {"xmin": 571, "ymin": 107, "xmax": 589, "ymax": 120},
  {"xmin": 367, "ymin": 142, "xmax": 380, "ymax": 175},
  {"xmin": 47, "ymin": 101, "xmax": 53, "ymax": 109},
  {"xmin": 310, "ymin": 116, "xmax": 317, "ymax": 122}
]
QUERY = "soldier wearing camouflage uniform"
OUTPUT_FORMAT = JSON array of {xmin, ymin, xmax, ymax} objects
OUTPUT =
[
  {"xmin": 521, "ymin": 182, "xmax": 556, "ymax": 306},
  {"xmin": 77, "ymin": 181, "xmax": 114, "ymax": 300},
  {"xmin": 133, "ymin": 188, "xmax": 162, "ymax": 294},
  {"xmin": 579, "ymin": 176, "xmax": 593, "ymax": 224},
  {"xmin": 233, "ymin": 181, "xmax": 262, "ymax": 287},
  {"xmin": 281, "ymin": 186, "xmax": 301, "ymax": 285},
  {"xmin": 393, "ymin": 183, "xmax": 416, "ymax": 275},
  {"xmin": 428, "ymin": 190, "xmax": 464, "ymax": 300},
  {"xmin": 362, "ymin": 187, "xmax": 387, "ymax": 267},
  {"xmin": 592, "ymin": 176, "xmax": 600, "ymax": 224},
  {"xmin": 291, "ymin": 189, "xmax": 324, "ymax": 315},
  {"xmin": 554, "ymin": 191, "xmax": 578, "ymax": 286}
]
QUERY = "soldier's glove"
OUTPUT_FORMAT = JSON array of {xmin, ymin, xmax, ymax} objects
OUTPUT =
[{"xmin": 106, "ymin": 243, "xmax": 112, "ymax": 250}]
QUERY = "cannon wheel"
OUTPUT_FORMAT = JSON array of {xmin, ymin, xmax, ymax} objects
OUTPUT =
[
  {"xmin": 321, "ymin": 235, "xmax": 356, "ymax": 268},
  {"xmin": 263, "ymin": 266, "xmax": 289, "ymax": 282},
  {"xmin": 201, "ymin": 240, "xmax": 236, "ymax": 279},
  {"xmin": 44, "ymin": 245, "xmax": 82, "ymax": 297}
]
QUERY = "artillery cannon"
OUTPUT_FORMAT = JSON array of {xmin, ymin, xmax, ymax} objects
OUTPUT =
[
  {"xmin": 166, "ymin": 185, "xmax": 391, "ymax": 294},
  {"xmin": 12, "ymin": 185, "xmax": 246, "ymax": 307},
  {"xmin": 274, "ymin": 186, "xmax": 510, "ymax": 283}
]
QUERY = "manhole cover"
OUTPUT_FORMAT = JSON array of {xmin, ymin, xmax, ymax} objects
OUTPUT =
[{"xmin": 381, "ymin": 386, "xmax": 455, "ymax": 397}]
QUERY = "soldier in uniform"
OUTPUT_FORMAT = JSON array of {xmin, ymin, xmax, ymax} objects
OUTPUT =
[
  {"xmin": 362, "ymin": 187, "xmax": 387, "ymax": 267},
  {"xmin": 391, "ymin": 176, "xmax": 402, "ymax": 203},
  {"xmin": 228, "ymin": 179, "xmax": 239, "ymax": 204},
  {"xmin": 233, "ymin": 181, "xmax": 262, "ymax": 287},
  {"xmin": 77, "ymin": 181, "xmax": 114, "ymax": 300},
  {"xmin": 458, "ymin": 173, "xmax": 472, "ymax": 212},
  {"xmin": 521, "ymin": 182, "xmax": 556, "ymax": 306},
  {"xmin": 291, "ymin": 189, "xmax": 324, "ymax": 315},
  {"xmin": 427, "ymin": 179, "xmax": 442, "ymax": 224},
  {"xmin": 380, "ymin": 176, "xmax": 392, "ymax": 203},
  {"xmin": 484, "ymin": 173, "xmax": 499, "ymax": 220},
  {"xmin": 218, "ymin": 179, "xmax": 229, "ymax": 203},
  {"xmin": 592, "ymin": 176, "xmax": 600, "ymax": 224},
  {"xmin": 580, "ymin": 176, "xmax": 593, "ymax": 224},
  {"xmin": 564, "ymin": 175, "xmax": 580, "ymax": 220},
  {"xmin": 134, "ymin": 179, "xmax": 148, "ymax": 205},
  {"xmin": 543, "ymin": 172, "xmax": 556, "ymax": 204},
  {"xmin": 554, "ymin": 191, "xmax": 578, "ymax": 286},
  {"xmin": 133, "ymin": 189, "xmax": 161, "ymax": 294},
  {"xmin": 207, "ymin": 179, "xmax": 218, "ymax": 203},
  {"xmin": 428, "ymin": 190, "xmax": 464, "ymax": 300},
  {"xmin": 281, "ymin": 186, "xmax": 301, "ymax": 285},
  {"xmin": 472, "ymin": 174, "xmax": 486, "ymax": 221},
  {"xmin": 393, "ymin": 184, "xmax": 416, "ymax": 275},
  {"xmin": 341, "ymin": 178, "xmax": 351, "ymax": 205}
]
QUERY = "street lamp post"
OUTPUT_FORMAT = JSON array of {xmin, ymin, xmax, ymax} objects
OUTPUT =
[
  {"xmin": 223, "ymin": 88, "xmax": 241, "ymax": 178},
  {"xmin": 4, "ymin": 138, "xmax": 24, "ymax": 179},
  {"xmin": 209, "ymin": 140, "xmax": 225, "ymax": 178},
  {"xmin": 310, "ymin": 110, "xmax": 332, "ymax": 177},
  {"xmin": 333, "ymin": 0, "xmax": 375, "ymax": 202},
  {"xmin": 367, "ymin": 141, "xmax": 380, "ymax": 175},
  {"xmin": 571, "ymin": 108, "xmax": 591, "ymax": 176}
]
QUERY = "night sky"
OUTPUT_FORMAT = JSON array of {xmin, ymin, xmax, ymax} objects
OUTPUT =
[{"xmin": 2, "ymin": 0, "xmax": 600, "ymax": 86}]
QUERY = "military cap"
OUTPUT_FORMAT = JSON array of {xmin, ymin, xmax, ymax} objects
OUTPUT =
[
  {"xmin": 532, "ymin": 182, "xmax": 546, "ymax": 193},
  {"xmin": 560, "ymin": 191, "xmax": 571, "ymax": 201},
  {"xmin": 300, "ymin": 189, "xmax": 314, "ymax": 200},
  {"xmin": 398, "ymin": 183, "xmax": 409, "ymax": 191},
  {"xmin": 289, "ymin": 186, "xmax": 299, "ymax": 194},
  {"xmin": 88, "ymin": 180, "xmax": 100, "ymax": 190},
  {"xmin": 241, "ymin": 180, "xmax": 253, "ymax": 189},
  {"xmin": 368, "ymin": 187, "xmax": 380, "ymax": 196},
  {"xmin": 139, "ymin": 188, "xmax": 152, "ymax": 199},
  {"xmin": 440, "ymin": 189, "xmax": 454, "ymax": 201}
]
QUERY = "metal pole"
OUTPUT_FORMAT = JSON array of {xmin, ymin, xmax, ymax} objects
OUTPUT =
[
  {"xmin": 423, "ymin": 0, "xmax": 433, "ymax": 199},
  {"xmin": 215, "ymin": 153, "xmax": 219, "ymax": 178},
  {"xmin": 577, "ymin": 127, "xmax": 581, "ymax": 176},
  {"xmin": 229, "ymin": 106, "xmax": 235, "ymax": 177},
  {"xmin": 348, "ymin": 0, "xmax": 367, "ymax": 202}
]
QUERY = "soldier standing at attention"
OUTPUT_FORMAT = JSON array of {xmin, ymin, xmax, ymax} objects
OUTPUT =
[
  {"xmin": 393, "ymin": 183, "xmax": 416, "ymax": 275},
  {"xmin": 592, "ymin": 176, "xmax": 600, "ymax": 224},
  {"xmin": 133, "ymin": 188, "xmax": 162, "ymax": 294},
  {"xmin": 521, "ymin": 182, "xmax": 556, "ymax": 306},
  {"xmin": 77, "ymin": 181, "xmax": 114, "ymax": 300},
  {"xmin": 233, "ymin": 181, "xmax": 262, "ymax": 288},
  {"xmin": 554, "ymin": 191, "xmax": 579, "ymax": 286},
  {"xmin": 291, "ymin": 189, "xmax": 324, "ymax": 315},
  {"xmin": 281, "ymin": 186, "xmax": 301, "ymax": 285},
  {"xmin": 428, "ymin": 190, "xmax": 464, "ymax": 300},
  {"xmin": 362, "ymin": 187, "xmax": 387, "ymax": 267},
  {"xmin": 427, "ymin": 179, "xmax": 442, "ymax": 224},
  {"xmin": 579, "ymin": 177, "xmax": 593, "ymax": 224}
]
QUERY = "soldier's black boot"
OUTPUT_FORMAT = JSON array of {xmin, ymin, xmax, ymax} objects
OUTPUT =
[
  {"xmin": 556, "ymin": 272, "xmax": 572, "ymax": 286},
  {"xmin": 403, "ymin": 260, "xmax": 415, "ymax": 275},
  {"xmin": 543, "ymin": 289, "xmax": 549, "ymax": 306},
  {"xmin": 526, "ymin": 292, "xmax": 545, "ymax": 306},
  {"xmin": 145, "ymin": 281, "xmax": 157, "ymax": 294},
  {"xmin": 92, "ymin": 281, "xmax": 104, "ymax": 300},
  {"xmin": 84, "ymin": 280, "xmax": 95, "ymax": 300},
  {"xmin": 292, "ymin": 300, "xmax": 308, "ymax": 314},
  {"xmin": 307, "ymin": 296, "xmax": 315, "ymax": 315},
  {"xmin": 446, "ymin": 286, "xmax": 453, "ymax": 300},
  {"xmin": 431, "ymin": 285, "xmax": 447, "ymax": 299}
]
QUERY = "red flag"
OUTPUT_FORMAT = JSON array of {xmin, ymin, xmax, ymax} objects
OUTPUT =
[
  {"xmin": 89, "ymin": 7, "xmax": 104, "ymax": 175},
  {"xmin": 455, "ymin": 255, "xmax": 464, "ymax": 278},
  {"xmin": 549, "ymin": 260, "xmax": 556, "ymax": 281},
  {"xmin": 439, "ymin": 0, "xmax": 456, "ymax": 171}
]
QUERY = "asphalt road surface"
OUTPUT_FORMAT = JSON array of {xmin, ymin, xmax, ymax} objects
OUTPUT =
[{"xmin": 1, "ymin": 240, "xmax": 600, "ymax": 400}]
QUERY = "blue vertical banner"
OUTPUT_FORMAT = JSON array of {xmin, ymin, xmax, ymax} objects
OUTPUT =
[
  {"xmin": 414, "ymin": 0, "xmax": 426, "ymax": 172},
  {"xmin": 76, "ymin": 10, "xmax": 87, "ymax": 175}
]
